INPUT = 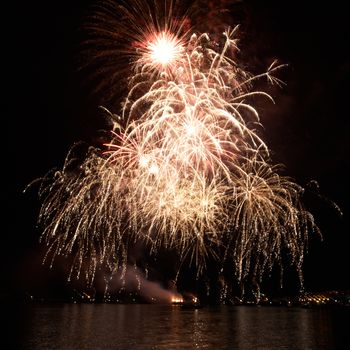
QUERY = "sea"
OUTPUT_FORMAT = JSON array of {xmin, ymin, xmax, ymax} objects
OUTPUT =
[{"xmin": 5, "ymin": 303, "xmax": 349, "ymax": 349}]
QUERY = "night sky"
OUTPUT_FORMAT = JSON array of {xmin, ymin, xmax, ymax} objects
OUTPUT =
[{"xmin": 4, "ymin": 0, "xmax": 350, "ymax": 300}]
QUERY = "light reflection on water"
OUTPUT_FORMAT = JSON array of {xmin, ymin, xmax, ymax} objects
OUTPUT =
[{"xmin": 13, "ymin": 304, "xmax": 349, "ymax": 349}]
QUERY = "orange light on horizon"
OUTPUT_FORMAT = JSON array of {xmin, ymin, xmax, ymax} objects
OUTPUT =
[{"xmin": 171, "ymin": 295, "xmax": 183, "ymax": 304}]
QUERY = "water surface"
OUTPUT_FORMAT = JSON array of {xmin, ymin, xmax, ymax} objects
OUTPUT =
[{"xmin": 7, "ymin": 304, "xmax": 350, "ymax": 349}]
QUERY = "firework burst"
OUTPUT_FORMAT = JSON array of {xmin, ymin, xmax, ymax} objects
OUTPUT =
[{"xmin": 34, "ymin": 0, "xmax": 321, "ymax": 295}]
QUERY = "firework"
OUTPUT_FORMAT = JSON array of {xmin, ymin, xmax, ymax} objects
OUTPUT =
[{"xmin": 34, "ymin": 0, "xmax": 320, "ymax": 295}]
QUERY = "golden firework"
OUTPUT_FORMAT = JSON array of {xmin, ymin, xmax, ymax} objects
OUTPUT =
[{"xmin": 35, "ymin": 1, "xmax": 320, "ymax": 293}]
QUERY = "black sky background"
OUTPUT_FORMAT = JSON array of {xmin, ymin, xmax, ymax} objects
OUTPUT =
[{"xmin": 4, "ymin": 0, "xmax": 350, "ymax": 299}]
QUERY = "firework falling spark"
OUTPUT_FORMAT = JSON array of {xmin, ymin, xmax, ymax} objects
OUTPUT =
[{"xmin": 33, "ymin": 0, "xmax": 321, "ymax": 295}]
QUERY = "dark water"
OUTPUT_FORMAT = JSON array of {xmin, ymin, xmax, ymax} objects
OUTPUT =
[{"xmin": 6, "ymin": 304, "xmax": 350, "ymax": 349}]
